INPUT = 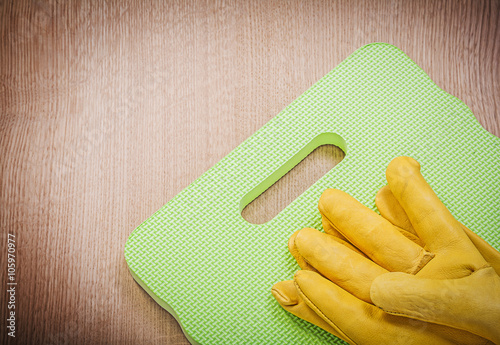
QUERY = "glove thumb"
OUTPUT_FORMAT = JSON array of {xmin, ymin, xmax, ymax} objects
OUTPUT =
[{"xmin": 370, "ymin": 267, "xmax": 500, "ymax": 344}]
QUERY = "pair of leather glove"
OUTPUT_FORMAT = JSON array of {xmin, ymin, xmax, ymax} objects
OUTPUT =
[{"xmin": 272, "ymin": 157, "xmax": 500, "ymax": 345}]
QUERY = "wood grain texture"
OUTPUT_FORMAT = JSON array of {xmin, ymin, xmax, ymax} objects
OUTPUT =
[{"xmin": 0, "ymin": 0, "xmax": 498, "ymax": 344}]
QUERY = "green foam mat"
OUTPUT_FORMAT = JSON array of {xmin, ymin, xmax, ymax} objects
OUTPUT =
[{"xmin": 125, "ymin": 43, "xmax": 500, "ymax": 344}]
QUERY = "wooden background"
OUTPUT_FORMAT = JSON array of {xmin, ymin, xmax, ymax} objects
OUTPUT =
[{"xmin": 1, "ymin": 0, "xmax": 499, "ymax": 344}]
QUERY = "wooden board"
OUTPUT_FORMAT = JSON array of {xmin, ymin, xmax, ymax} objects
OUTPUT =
[{"xmin": 1, "ymin": 1, "xmax": 498, "ymax": 344}]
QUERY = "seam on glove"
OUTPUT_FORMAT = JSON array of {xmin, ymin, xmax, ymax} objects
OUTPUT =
[
  {"xmin": 372, "ymin": 303, "xmax": 492, "ymax": 345},
  {"xmin": 473, "ymin": 263, "xmax": 492, "ymax": 272},
  {"xmin": 408, "ymin": 249, "xmax": 435, "ymax": 275},
  {"xmin": 373, "ymin": 265, "xmax": 492, "ymax": 318},
  {"xmin": 293, "ymin": 279, "xmax": 358, "ymax": 345},
  {"xmin": 291, "ymin": 236, "xmax": 319, "ymax": 272},
  {"xmin": 271, "ymin": 287, "xmax": 288, "ymax": 302}
]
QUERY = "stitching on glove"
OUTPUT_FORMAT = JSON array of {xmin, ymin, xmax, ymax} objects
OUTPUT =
[
  {"xmin": 271, "ymin": 287, "xmax": 292, "ymax": 304},
  {"xmin": 293, "ymin": 279, "xmax": 358, "ymax": 345}
]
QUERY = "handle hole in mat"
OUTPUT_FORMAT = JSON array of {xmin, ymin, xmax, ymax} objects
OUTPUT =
[{"xmin": 241, "ymin": 133, "xmax": 346, "ymax": 224}]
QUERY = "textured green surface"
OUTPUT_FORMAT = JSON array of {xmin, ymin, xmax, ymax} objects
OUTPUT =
[{"xmin": 125, "ymin": 43, "xmax": 500, "ymax": 345}]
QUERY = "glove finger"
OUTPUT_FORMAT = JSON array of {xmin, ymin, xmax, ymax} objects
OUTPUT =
[
  {"xmin": 318, "ymin": 221, "xmax": 370, "ymax": 258},
  {"xmin": 385, "ymin": 157, "xmax": 479, "ymax": 255},
  {"xmin": 375, "ymin": 185, "xmax": 417, "ymax": 234},
  {"xmin": 294, "ymin": 270, "xmax": 459, "ymax": 345},
  {"xmin": 377, "ymin": 184, "xmax": 500, "ymax": 274},
  {"xmin": 288, "ymin": 228, "xmax": 368, "ymax": 272},
  {"xmin": 289, "ymin": 228, "xmax": 368, "ymax": 272},
  {"xmin": 294, "ymin": 227, "xmax": 386, "ymax": 303},
  {"xmin": 271, "ymin": 280, "xmax": 348, "ymax": 342},
  {"xmin": 321, "ymin": 214, "xmax": 348, "ymax": 240},
  {"xmin": 288, "ymin": 229, "xmax": 318, "ymax": 272},
  {"xmin": 375, "ymin": 185, "xmax": 424, "ymax": 247},
  {"xmin": 319, "ymin": 188, "xmax": 433, "ymax": 274},
  {"xmin": 293, "ymin": 271, "xmax": 358, "ymax": 344}
]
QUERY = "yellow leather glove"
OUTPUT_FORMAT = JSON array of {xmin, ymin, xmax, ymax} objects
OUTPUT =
[{"xmin": 272, "ymin": 156, "xmax": 500, "ymax": 345}]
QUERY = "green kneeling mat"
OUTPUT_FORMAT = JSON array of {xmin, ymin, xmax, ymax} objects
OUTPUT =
[{"xmin": 125, "ymin": 43, "xmax": 500, "ymax": 344}]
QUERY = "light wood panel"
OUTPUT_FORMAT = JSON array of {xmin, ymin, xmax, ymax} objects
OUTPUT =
[{"xmin": 1, "ymin": 0, "xmax": 498, "ymax": 344}]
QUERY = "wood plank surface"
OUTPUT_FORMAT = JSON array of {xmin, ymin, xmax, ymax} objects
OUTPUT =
[{"xmin": 1, "ymin": 0, "xmax": 499, "ymax": 344}]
